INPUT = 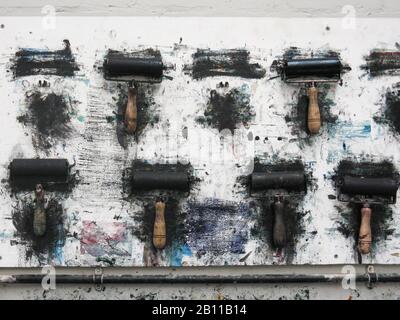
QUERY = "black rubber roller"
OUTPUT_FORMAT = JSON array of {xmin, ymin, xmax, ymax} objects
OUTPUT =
[
  {"xmin": 340, "ymin": 175, "xmax": 398, "ymax": 197},
  {"xmin": 10, "ymin": 159, "xmax": 69, "ymax": 185},
  {"xmin": 251, "ymin": 171, "xmax": 306, "ymax": 192},
  {"xmin": 132, "ymin": 171, "xmax": 189, "ymax": 191},
  {"xmin": 284, "ymin": 58, "xmax": 342, "ymax": 79},
  {"xmin": 104, "ymin": 57, "xmax": 164, "ymax": 79}
]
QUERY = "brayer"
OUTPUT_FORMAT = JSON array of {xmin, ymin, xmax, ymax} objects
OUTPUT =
[
  {"xmin": 9, "ymin": 159, "xmax": 70, "ymax": 237},
  {"xmin": 274, "ymin": 57, "xmax": 348, "ymax": 134},
  {"xmin": 339, "ymin": 175, "xmax": 398, "ymax": 254},
  {"xmin": 132, "ymin": 170, "xmax": 190, "ymax": 250},
  {"xmin": 103, "ymin": 54, "xmax": 164, "ymax": 134},
  {"xmin": 250, "ymin": 170, "xmax": 306, "ymax": 248}
]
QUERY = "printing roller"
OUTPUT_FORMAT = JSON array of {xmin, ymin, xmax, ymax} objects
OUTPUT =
[
  {"xmin": 9, "ymin": 159, "xmax": 70, "ymax": 237},
  {"xmin": 339, "ymin": 175, "xmax": 399, "ymax": 254},
  {"xmin": 132, "ymin": 169, "xmax": 190, "ymax": 250},
  {"xmin": 278, "ymin": 56, "xmax": 346, "ymax": 134},
  {"xmin": 250, "ymin": 170, "xmax": 306, "ymax": 248},
  {"xmin": 10, "ymin": 159, "xmax": 69, "ymax": 187},
  {"xmin": 103, "ymin": 54, "xmax": 164, "ymax": 134}
]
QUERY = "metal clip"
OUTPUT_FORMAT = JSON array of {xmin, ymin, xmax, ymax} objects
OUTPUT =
[
  {"xmin": 366, "ymin": 265, "xmax": 377, "ymax": 289},
  {"xmin": 93, "ymin": 267, "xmax": 104, "ymax": 292}
]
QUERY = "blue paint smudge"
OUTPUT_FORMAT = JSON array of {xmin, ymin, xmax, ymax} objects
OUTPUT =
[
  {"xmin": 170, "ymin": 242, "xmax": 192, "ymax": 266},
  {"xmin": 186, "ymin": 199, "xmax": 251, "ymax": 256},
  {"xmin": 54, "ymin": 223, "xmax": 65, "ymax": 264},
  {"xmin": 330, "ymin": 121, "xmax": 371, "ymax": 139}
]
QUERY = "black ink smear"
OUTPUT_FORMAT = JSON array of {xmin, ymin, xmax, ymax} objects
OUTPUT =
[
  {"xmin": 361, "ymin": 48, "xmax": 400, "ymax": 77},
  {"xmin": 12, "ymin": 198, "xmax": 66, "ymax": 263},
  {"xmin": 196, "ymin": 87, "xmax": 255, "ymax": 133},
  {"xmin": 374, "ymin": 83, "xmax": 400, "ymax": 136},
  {"xmin": 17, "ymin": 91, "xmax": 75, "ymax": 150},
  {"xmin": 186, "ymin": 49, "xmax": 266, "ymax": 79},
  {"xmin": 10, "ymin": 40, "xmax": 79, "ymax": 78}
]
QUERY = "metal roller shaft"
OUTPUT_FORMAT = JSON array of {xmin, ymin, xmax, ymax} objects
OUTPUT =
[
  {"xmin": 104, "ymin": 57, "xmax": 163, "ymax": 79},
  {"xmin": 284, "ymin": 58, "xmax": 342, "ymax": 78},
  {"xmin": 251, "ymin": 171, "xmax": 306, "ymax": 191},
  {"xmin": 10, "ymin": 159, "xmax": 69, "ymax": 184},
  {"xmin": 132, "ymin": 171, "xmax": 189, "ymax": 191},
  {"xmin": 341, "ymin": 176, "xmax": 398, "ymax": 197}
]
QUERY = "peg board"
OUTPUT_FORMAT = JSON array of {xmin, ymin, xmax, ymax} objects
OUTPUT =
[{"xmin": 1, "ymin": 17, "xmax": 400, "ymax": 267}]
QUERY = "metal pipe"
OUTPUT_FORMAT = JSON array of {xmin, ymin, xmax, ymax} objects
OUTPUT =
[{"xmin": 2, "ymin": 273, "xmax": 400, "ymax": 284}]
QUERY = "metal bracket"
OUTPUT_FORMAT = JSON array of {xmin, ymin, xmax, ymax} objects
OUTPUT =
[
  {"xmin": 93, "ymin": 267, "xmax": 104, "ymax": 292},
  {"xmin": 366, "ymin": 265, "xmax": 378, "ymax": 289}
]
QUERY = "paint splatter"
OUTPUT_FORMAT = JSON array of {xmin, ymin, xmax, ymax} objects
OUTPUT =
[
  {"xmin": 10, "ymin": 40, "xmax": 79, "ymax": 78},
  {"xmin": 80, "ymin": 221, "xmax": 130, "ymax": 258},
  {"xmin": 248, "ymin": 159, "xmax": 309, "ymax": 263},
  {"xmin": 362, "ymin": 47, "xmax": 400, "ymax": 77},
  {"xmin": 186, "ymin": 49, "xmax": 266, "ymax": 79},
  {"xmin": 186, "ymin": 198, "xmax": 252, "ymax": 256},
  {"xmin": 333, "ymin": 160, "xmax": 397, "ymax": 256},
  {"xmin": 17, "ymin": 91, "xmax": 75, "ymax": 150},
  {"xmin": 374, "ymin": 84, "xmax": 400, "ymax": 136},
  {"xmin": 196, "ymin": 85, "xmax": 255, "ymax": 132},
  {"xmin": 12, "ymin": 198, "xmax": 66, "ymax": 263}
]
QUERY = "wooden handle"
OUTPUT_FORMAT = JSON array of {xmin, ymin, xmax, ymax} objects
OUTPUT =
[
  {"xmin": 33, "ymin": 184, "xmax": 46, "ymax": 236},
  {"xmin": 125, "ymin": 86, "xmax": 137, "ymax": 134},
  {"xmin": 153, "ymin": 201, "xmax": 166, "ymax": 250},
  {"xmin": 358, "ymin": 205, "xmax": 372, "ymax": 254},
  {"xmin": 273, "ymin": 199, "xmax": 287, "ymax": 248},
  {"xmin": 307, "ymin": 86, "xmax": 321, "ymax": 134}
]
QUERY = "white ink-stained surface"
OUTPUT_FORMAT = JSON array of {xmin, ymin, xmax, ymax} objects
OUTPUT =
[{"xmin": 1, "ymin": 17, "xmax": 400, "ymax": 267}]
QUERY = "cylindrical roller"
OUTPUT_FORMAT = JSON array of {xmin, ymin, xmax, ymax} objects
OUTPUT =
[
  {"xmin": 284, "ymin": 58, "xmax": 342, "ymax": 78},
  {"xmin": 10, "ymin": 159, "xmax": 69, "ymax": 185},
  {"xmin": 340, "ymin": 176, "xmax": 398, "ymax": 197},
  {"xmin": 104, "ymin": 57, "xmax": 163, "ymax": 79},
  {"xmin": 132, "ymin": 171, "xmax": 189, "ymax": 191},
  {"xmin": 251, "ymin": 171, "xmax": 306, "ymax": 192}
]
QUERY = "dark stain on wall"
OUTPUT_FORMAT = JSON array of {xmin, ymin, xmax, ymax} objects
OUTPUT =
[
  {"xmin": 10, "ymin": 40, "xmax": 79, "ymax": 78},
  {"xmin": 247, "ymin": 159, "xmax": 309, "ymax": 263},
  {"xmin": 12, "ymin": 198, "xmax": 66, "ymax": 262},
  {"xmin": 374, "ymin": 84, "xmax": 400, "ymax": 136},
  {"xmin": 362, "ymin": 46, "xmax": 400, "ymax": 77},
  {"xmin": 17, "ymin": 91, "xmax": 75, "ymax": 150},
  {"xmin": 186, "ymin": 199, "xmax": 252, "ymax": 257},
  {"xmin": 186, "ymin": 49, "xmax": 266, "ymax": 79},
  {"xmin": 196, "ymin": 87, "xmax": 255, "ymax": 133},
  {"xmin": 333, "ymin": 160, "xmax": 397, "ymax": 259}
]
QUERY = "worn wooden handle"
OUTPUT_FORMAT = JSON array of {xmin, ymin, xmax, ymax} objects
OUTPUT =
[
  {"xmin": 153, "ymin": 201, "xmax": 166, "ymax": 250},
  {"xmin": 358, "ymin": 206, "xmax": 372, "ymax": 254},
  {"xmin": 307, "ymin": 86, "xmax": 321, "ymax": 134},
  {"xmin": 273, "ymin": 200, "xmax": 287, "ymax": 248},
  {"xmin": 125, "ymin": 86, "xmax": 137, "ymax": 134},
  {"xmin": 33, "ymin": 184, "xmax": 46, "ymax": 237}
]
